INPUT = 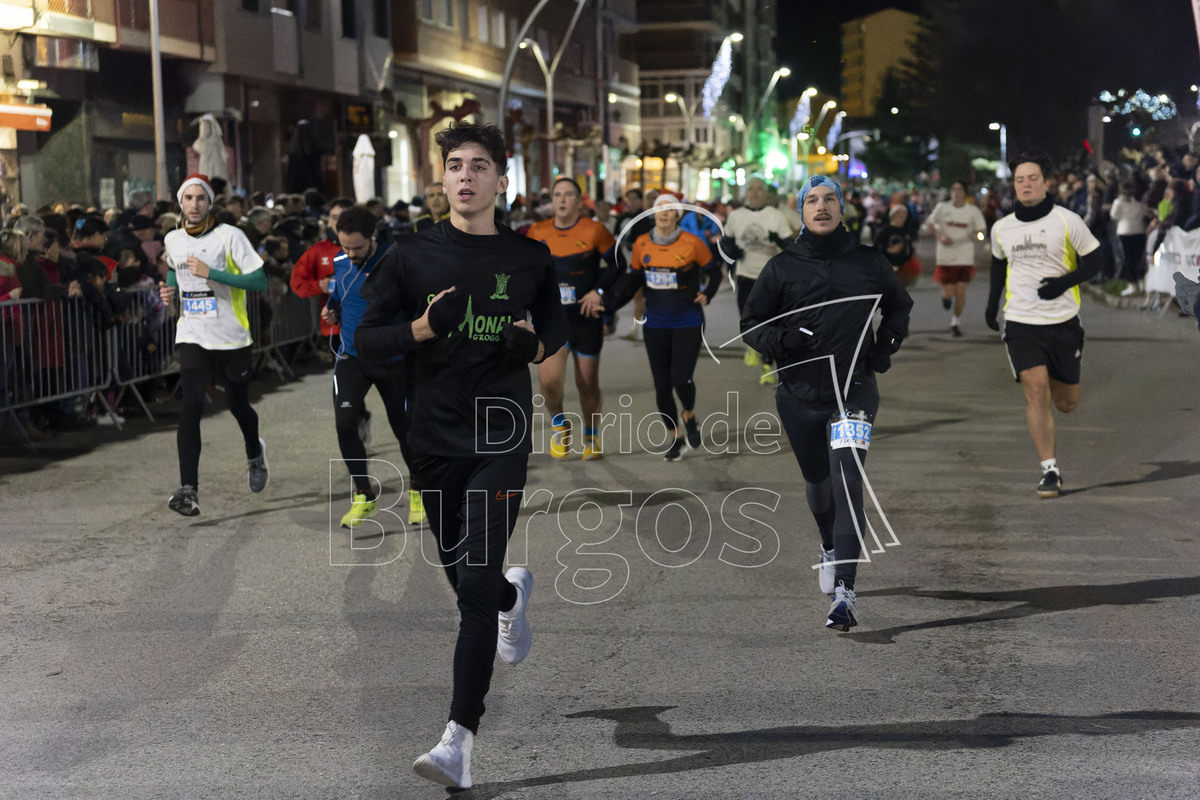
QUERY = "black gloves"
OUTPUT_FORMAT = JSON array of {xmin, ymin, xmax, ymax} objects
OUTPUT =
[
  {"xmin": 1037, "ymin": 276, "xmax": 1074, "ymax": 300},
  {"xmin": 985, "ymin": 304, "xmax": 999, "ymax": 331},
  {"xmin": 868, "ymin": 335, "xmax": 901, "ymax": 373},
  {"xmin": 502, "ymin": 322, "xmax": 541, "ymax": 364},
  {"xmin": 721, "ymin": 237, "xmax": 744, "ymax": 262},
  {"xmin": 427, "ymin": 288, "xmax": 468, "ymax": 336},
  {"xmin": 768, "ymin": 231, "xmax": 792, "ymax": 250}
]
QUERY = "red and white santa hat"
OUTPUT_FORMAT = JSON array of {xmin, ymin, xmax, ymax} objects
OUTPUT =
[{"xmin": 177, "ymin": 173, "xmax": 215, "ymax": 204}]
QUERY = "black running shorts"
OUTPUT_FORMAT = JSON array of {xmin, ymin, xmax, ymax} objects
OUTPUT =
[
  {"xmin": 565, "ymin": 309, "xmax": 604, "ymax": 358},
  {"xmin": 1004, "ymin": 317, "xmax": 1085, "ymax": 385}
]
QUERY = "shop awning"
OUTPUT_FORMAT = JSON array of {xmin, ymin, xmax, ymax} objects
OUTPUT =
[{"xmin": 0, "ymin": 103, "xmax": 51, "ymax": 131}]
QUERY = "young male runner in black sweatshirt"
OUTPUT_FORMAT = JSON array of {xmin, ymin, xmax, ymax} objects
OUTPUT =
[{"xmin": 355, "ymin": 122, "xmax": 567, "ymax": 790}]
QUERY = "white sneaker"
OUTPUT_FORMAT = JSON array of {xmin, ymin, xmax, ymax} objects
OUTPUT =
[
  {"xmin": 497, "ymin": 567, "xmax": 533, "ymax": 665},
  {"xmin": 818, "ymin": 547, "xmax": 836, "ymax": 595},
  {"xmin": 413, "ymin": 721, "xmax": 473, "ymax": 788},
  {"xmin": 826, "ymin": 582, "xmax": 858, "ymax": 632}
]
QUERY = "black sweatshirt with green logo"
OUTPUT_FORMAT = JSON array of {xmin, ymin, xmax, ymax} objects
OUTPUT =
[{"xmin": 356, "ymin": 220, "xmax": 567, "ymax": 457}]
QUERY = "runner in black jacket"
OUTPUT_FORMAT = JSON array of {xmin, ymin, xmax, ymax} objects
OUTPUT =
[
  {"xmin": 741, "ymin": 176, "xmax": 912, "ymax": 632},
  {"xmin": 355, "ymin": 123, "xmax": 567, "ymax": 790}
]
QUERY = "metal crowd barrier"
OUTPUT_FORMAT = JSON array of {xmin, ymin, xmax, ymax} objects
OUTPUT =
[
  {"xmin": 1, "ymin": 296, "xmax": 113, "ymax": 441},
  {"xmin": 2, "ymin": 283, "xmax": 323, "ymax": 445}
]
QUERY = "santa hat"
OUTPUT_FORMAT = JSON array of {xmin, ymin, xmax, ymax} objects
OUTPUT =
[{"xmin": 177, "ymin": 173, "xmax": 214, "ymax": 204}]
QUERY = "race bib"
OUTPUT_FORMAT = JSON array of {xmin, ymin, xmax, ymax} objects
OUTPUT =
[
  {"xmin": 559, "ymin": 284, "xmax": 577, "ymax": 304},
  {"xmin": 830, "ymin": 416, "xmax": 871, "ymax": 450},
  {"xmin": 645, "ymin": 270, "xmax": 678, "ymax": 290},
  {"xmin": 182, "ymin": 290, "xmax": 218, "ymax": 319}
]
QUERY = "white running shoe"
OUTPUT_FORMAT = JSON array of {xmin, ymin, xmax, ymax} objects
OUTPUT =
[
  {"xmin": 412, "ymin": 721, "xmax": 473, "ymax": 788},
  {"xmin": 497, "ymin": 567, "xmax": 533, "ymax": 665},
  {"xmin": 818, "ymin": 547, "xmax": 836, "ymax": 595},
  {"xmin": 826, "ymin": 582, "xmax": 858, "ymax": 632}
]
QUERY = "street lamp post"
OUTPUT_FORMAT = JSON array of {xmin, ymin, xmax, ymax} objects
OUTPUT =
[
  {"xmin": 520, "ymin": 39, "xmax": 556, "ymax": 187},
  {"xmin": 989, "ymin": 121, "xmax": 1008, "ymax": 179},
  {"xmin": 665, "ymin": 91, "xmax": 698, "ymax": 193},
  {"xmin": 752, "ymin": 66, "xmax": 791, "ymax": 127},
  {"xmin": 728, "ymin": 113, "xmax": 747, "ymax": 163}
]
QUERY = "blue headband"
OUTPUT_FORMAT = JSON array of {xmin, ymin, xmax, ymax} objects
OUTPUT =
[{"xmin": 796, "ymin": 175, "xmax": 844, "ymax": 217}]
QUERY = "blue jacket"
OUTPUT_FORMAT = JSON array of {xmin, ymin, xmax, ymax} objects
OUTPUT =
[{"xmin": 326, "ymin": 242, "xmax": 392, "ymax": 359}]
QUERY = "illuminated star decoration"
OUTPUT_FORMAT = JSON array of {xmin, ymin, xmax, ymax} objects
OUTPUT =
[{"xmin": 701, "ymin": 38, "xmax": 733, "ymax": 118}]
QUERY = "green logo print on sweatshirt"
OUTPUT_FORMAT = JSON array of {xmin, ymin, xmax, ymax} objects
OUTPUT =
[
  {"xmin": 457, "ymin": 294, "xmax": 513, "ymax": 342},
  {"xmin": 489, "ymin": 273, "xmax": 510, "ymax": 300}
]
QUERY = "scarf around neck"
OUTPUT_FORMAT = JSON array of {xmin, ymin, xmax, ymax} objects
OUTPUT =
[{"xmin": 183, "ymin": 214, "xmax": 216, "ymax": 238}]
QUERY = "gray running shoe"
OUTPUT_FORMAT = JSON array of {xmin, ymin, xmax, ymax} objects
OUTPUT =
[
  {"xmin": 168, "ymin": 485, "xmax": 199, "ymax": 516},
  {"xmin": 247, "ymin": 438, "xmax": 269, "ymax": 493}
]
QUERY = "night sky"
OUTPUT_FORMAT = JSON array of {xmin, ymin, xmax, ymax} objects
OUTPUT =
[{"xmin": 772, "ymin": 0, "xmax": 1200, "ymax": 112}]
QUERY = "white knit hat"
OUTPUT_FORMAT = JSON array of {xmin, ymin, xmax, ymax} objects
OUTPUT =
[{"xmin": 177, "ymin": 173, "xmax": 215, "ymax": 204}]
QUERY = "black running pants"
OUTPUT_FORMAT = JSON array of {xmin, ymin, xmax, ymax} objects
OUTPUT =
[
  {"xmin": 642, "ymin": 324, "xmax": 701, "ymax": 431},
  {"xmin": 176, "ymin": 343, "xmax": 260, "ymax": 489},
  {"xmin": 412, "ymin": 453, "xmax": 527, "ymax": 735},
  {"xmin": 332, "ymin": 355, "xmax": 412, "ymax": 498},
  {"xmin": 775, "ymin": 376, "xmax": 879, "ymax": 589}
]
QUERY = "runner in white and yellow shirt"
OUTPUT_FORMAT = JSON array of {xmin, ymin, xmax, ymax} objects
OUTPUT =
[
  {"xmin": 158, "ymin": 173, "xmax": 270, "ymax": 516},
  {"xmin": 985, "ymin": 152, "xmax": 1101, "ymax": 499}
]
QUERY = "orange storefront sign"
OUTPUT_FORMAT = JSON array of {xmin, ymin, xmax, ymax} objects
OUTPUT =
[{"xmin": 0, "ymin": 104, "xmax": 52, "ymax": 131}]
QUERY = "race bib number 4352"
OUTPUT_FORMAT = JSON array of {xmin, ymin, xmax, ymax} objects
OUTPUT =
[{"xmin": 830, "ymin": 417, "xmax": 871, "ymax": 450}]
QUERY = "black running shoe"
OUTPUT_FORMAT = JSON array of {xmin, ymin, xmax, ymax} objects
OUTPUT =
[
  {"xmin": 684, "ymin": 417, "xmax": 701, "ymax": 449},
  {"xmin": 664, "ymin": 437, "xmax": 685, "ymax": 462},
  {"xmin": 951, "ymin": 324, "xmax": 962, "ymax": 338},
  {"xmin": 168, "ymin": 485, "xmax": 199, "ymax": 516},
  {"xmin": 1036, "ymin": 468, "xmax": 1062, "ymax": 498},
  {"xmin": 942, "ymin": 298, "xmax": 952, "ymax": 310}
]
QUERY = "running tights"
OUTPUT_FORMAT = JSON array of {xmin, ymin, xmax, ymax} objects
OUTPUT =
[
  {"xmin": 642, "ymin": 325, "xmax": 702, "ymax": 430},
  {"xmin": 177, "ymin": 364, "xmax": 259, "ymax": 489},
  {"xmin": 775, "ymin": 376, "xmax": 880, "ymax": 590}
]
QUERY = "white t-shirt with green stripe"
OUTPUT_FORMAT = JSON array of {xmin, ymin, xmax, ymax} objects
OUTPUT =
[
  {"xmin": 164, "ymin": 223, "xmax": 264, "ymax": 350},
  {"xmin": 990, "ymin": 205, "xmax": 1099, "ymax": 325}
]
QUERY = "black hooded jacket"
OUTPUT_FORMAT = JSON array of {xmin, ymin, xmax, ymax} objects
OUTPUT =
[{"xmin": 740, "ymin": 225, "xmax": 913, "ymax": 404}]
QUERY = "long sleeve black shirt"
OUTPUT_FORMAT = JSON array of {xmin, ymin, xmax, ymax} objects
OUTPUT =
[
  {"xmin": 355, "ymin": 220, "xmax": 567, "ymax": 457},
  {"xmin": 741, "ymin": 226, "xmax": 913, "ymax": 404}
]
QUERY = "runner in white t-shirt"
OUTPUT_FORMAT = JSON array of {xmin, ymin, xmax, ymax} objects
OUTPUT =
[
  {"xmin": 157, "ymin": 174, "xmax": 270, "ymax": 516},
  {"xmin": 985, "ymin": 152, "xmax": 1102, "ymax": 499},
  {"xmin": 924, "ymin": 181, "xmax": 986, "ymax": 336},
  {"xmin": 724, "ymin": 176, "xmax": 795, "ymax": 385}
]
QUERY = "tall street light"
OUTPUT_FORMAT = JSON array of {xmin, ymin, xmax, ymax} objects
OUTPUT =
[
  {"xmin": 989, "ymin": 121, "xmax": 1008, "ymax": 178},
  {"xmin": 728, "ymin": 113, "xmax": 747, "ymax": 162},
  {"xmin": 753, "ymin": 66, "xmax": 791, "ymax": 124},
  {"xmin": 813, "ymin": 100, "xmax": 838, "ymax": 143},
  {"xmin": 520, "ymin": 38, "xmax": 559, "ymax": 188},
  {"xmin": 665, "ymin": 91, "xmax": 698, "ymax": 192}
]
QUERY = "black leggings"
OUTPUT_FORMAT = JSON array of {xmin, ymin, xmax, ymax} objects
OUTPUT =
[
  {"xmin": 412, "ymin": 453, "xmax": 527, "ymax": 735},
  {"xmin": 776, "ymin": 375, "xmax": 880, "ymax": 590},
  {"xmin": 1118, "ymin": 234, "xmax": 1147, "ymax": 283},
  {"xmin": 176, "ymin": 344, "xmax": 260, "ymax": 489},
  {"xmin": 642, "ymin": 325, "xmax": 702, "ymax": 430},
  {"xmin": 332, "ymin": 355, "xmax": 412, "ymax": 497}
]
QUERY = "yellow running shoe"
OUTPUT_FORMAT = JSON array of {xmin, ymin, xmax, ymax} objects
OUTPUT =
[
  {"xmin": 759, "ymin": 362, "xmax": 777, "ymax": 386},
  {"xmin": 409, "ymin": 490, "xmax": 428, "ymax": 525},
  {"xmin": 550, "ymin": 422, "xmax": 572, "ymax": 459},
  {"xmin": 340, "ymin": 493, "xmax": 379, "ymax": 528},
  {"xmin": 743, "ymin": 348, "xmax": 762, "ymax": 367},
  {"xmin": 581, "ymin": 436, "xmax": 603, "ymax": 461}
]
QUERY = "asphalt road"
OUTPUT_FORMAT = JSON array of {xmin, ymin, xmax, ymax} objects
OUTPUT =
[{"xmin": 3, "ymin": 247, "xmax": 1200, "ymax": 799}]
